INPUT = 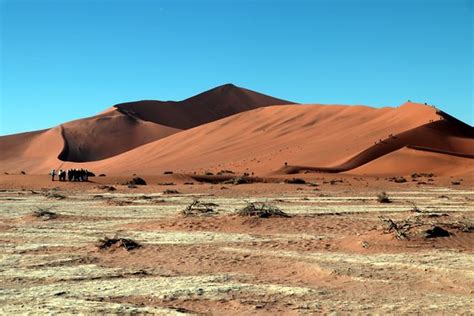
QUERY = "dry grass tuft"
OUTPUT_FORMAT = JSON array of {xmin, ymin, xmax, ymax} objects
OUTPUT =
[{"xmin": 237, "ymin": 202, "xmax": 290, "ymax": 218}]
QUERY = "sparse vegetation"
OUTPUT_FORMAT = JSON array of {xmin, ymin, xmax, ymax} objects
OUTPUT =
[
  {"xmin": 378, "ymin": 216, "xmax": 419, "ymax": 240},
  {"xmin": 33, "ymin": 207, "xmax": 58, "ymax": 220},
  {"xmin": 124, "ymin": 177, "xmax": 147, "ymax": 186},
  {"xmin": 388, "ymin": 176, "xmax": 407, "ymax": 183},
  {"xmin": 97, "ymin": 185, "xmax": 116, "ymax": 191},
  {"xmin": 217, "ymin": 170, "xmax": 235, "ymax": 175},
  {"xmin": 377, "ymin": 192, "xmax": 391, "ymax": 203},
  {"xmin": 424, "ymin": 226, "xmax": 450, "ymax": 238},
  {"xmin": 181, "ymin": 200, "xmax": 218, "ymax": 217},
  {"xmin": 237, "ymin": 202, "xmax": 290, "ymax": 218},
  {"xmin": 223, "ymin": 176, "xmax": 251, "ymax": 185},
  {"xmin": 163, "ymin": 189, "xmax": 180, "ymax": 194},
  {"xmin": 96, "ymin": 236, "xmax": 141, "ymax": 251},
  {"xmin": 409, "ymin": 202, "xmax": 422, "ymax": 213},
  {"xmin": 284, "ymin": 178, "xmax": 306, "ymax": 184},
  {"xmin": 43, "ymin": 192, "xmax": 66, "ymax": 200}
]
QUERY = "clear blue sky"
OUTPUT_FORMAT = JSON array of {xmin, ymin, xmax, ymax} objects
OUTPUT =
[{"xmin": 0, "ymin": 0, "xmax": 472, "ymax": 135}]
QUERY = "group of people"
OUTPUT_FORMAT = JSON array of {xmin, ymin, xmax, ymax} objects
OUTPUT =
[{"xmin": 50, "ymin": 168, "xmax": 91, "ymax": 182}]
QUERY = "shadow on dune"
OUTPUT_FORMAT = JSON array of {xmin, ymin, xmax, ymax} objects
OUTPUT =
[{"xmin": 278, "ymin": 110, "xmax": 474, "ymax": 174}]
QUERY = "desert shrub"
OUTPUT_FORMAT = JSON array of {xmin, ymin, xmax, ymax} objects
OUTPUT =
[
  {"xmin": 184, "ymin": 182, "xmax": 194, "ymax": 185},
  {"xmin": 237, "ymin": 202, "xmax": 290, "ymax": 218},
  {"xmin": 99, "ymin": 174, "xmax": 106, "ymax": 177},
  {"xmin": 233, "ymin": 176, "xmax": 251, "ymax": 185},
  {"xmin": 217, "ymin": 170, "xmax": 235, "ymax": 175},
  {"xmin": 124, "ymin": 177, "xmax": 147, "ymax": 185},
  {"xmin": 284, "ymin": 178, "xmax": 306, "ymax": 184},
  {"xmin": 181, "ymin": 200, "xmax": 217, "ymax": 217},
  {"xmin": 163, "ymin": 189, "xmax": 180, "ymax": 194},
  {"xmin": 43, "ymin": 192, "xmax": 66, "ymax": 200},
  {"xmin": 423, "ymin": 226, "xmax": 450, "ymax": 238},
  {"xmin": 377, "ymin": 192, "xmax": 391, "ymax": 203},
  {"xmin": 97, "ymin": 185, "xmax": 116, "ymax": 191},
  {"xmin": 409, "ymin": 202, "xmax": 421, "ymax": 213},
  {"xmin": 157, "ymin": 182, "xmax": 175, "ymax": 186},
  {"xmin": 451, "ymin": 181, "xmax": 461, "ymax": 185},
  {"xmin": 20, "ymin": 171, "xmax": 26, "ymax": 175},
  {"xmin": 388, "ymin": 176, "xmax": 407, "ymax": 183},
  {"xmin": 163, "ymin": 171, "xmax": 173, "ymax": 174},
  {"xmin": 33, "ymin": 207, "xmax": 58, "ymax": 220},
  {"xmin": 96, "ymin": 236, "xmax": 141, "ymax": 251}
]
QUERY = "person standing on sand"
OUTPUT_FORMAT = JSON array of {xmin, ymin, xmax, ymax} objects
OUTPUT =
[{"xmin": 50, "ymin": 169, "xmax": 55, "ymax": 181}]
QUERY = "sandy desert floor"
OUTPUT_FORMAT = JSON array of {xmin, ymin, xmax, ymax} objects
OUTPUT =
[{"xmin": 0, "ymin": 174, "xmax": 473, "ymax": 314}]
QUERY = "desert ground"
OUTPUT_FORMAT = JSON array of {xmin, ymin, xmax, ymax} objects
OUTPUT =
[{"xmin": 1, "ymin": 173, "xmax": 472, "ymax": 314}]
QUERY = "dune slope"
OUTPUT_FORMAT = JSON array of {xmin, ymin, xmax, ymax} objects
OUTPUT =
[
  {"xmin": 0, "ymin": 84, "xmax": 293, "ymax": 164},
  {"xmin": 57, "ymin": 110, "xmax": 181, "ymax": 162},
  {"xmin": 113, "ymin": 83, "xmax": 294, "ymax": 129},
  {"xmin": 84, "ymin": 102, "xmax": 473, "ymax": 176}
]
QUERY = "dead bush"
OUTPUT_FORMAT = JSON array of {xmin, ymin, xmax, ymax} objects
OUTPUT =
[
  {"xmin": 222, "ymin": 176, "xmax": 251, "ymax": 185},
  {"xmin": 96, "ymin": 236, "xmax": 141, "ymax": 251},
  {"xmin": 97, "ymin": 185, "xmax": 116, "ymax": 191},
  {"xmin": 377, "ymin": 192, "xmax": 391, "ymax": 203},
  {"xmin": 378, "ymin": 216, "xmax": 420, "ymax": 240},
  {"xmin": 124, "ymin": 177, "xmax": 147, "ymax": 185},
  {"xmin": 284, "ymin": 178, "xmax": 306, "ymax": 184},
  {"xmin": 163, "ymin": 189, "xmax": 180, "ymax": 194},
  {"xmin": 388, "ymin": 176, "xmax": 407, "ymax": 183},
  {"xmin": 237, "ymin": 202, "xmax": 290, "ymax": 218},
  {"xmin": 181, "ymin": 200, "xmax": 218, "ymax": 217},
  {"xmin": 33, "ymin": 207, "xmax": 58, "ymax": 221},
  {"xmin": 423, "ymin": 226, "xmax": 450, "ymax": 238},
  {"xmin": 217, "ymin": 170, "xmax": 235, "ymax": 175},
  {"xmin": 43, "ymin": 192, "xmax": 66, "ymax": 200}
]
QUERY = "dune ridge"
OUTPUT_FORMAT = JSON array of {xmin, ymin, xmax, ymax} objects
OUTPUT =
[{"xmin": 113, "ymin": 83, "xmax": 294, "ymax": 129}]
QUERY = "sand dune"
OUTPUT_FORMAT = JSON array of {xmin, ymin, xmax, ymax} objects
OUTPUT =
[
  {"xmin": 58, "ymin": 110, "xmax": 181, "ymax": 162},
  {"xmin": 82, "ymin": 102, "xmax": 473, "ymax": 176},
  {"xmin": 281, "ymin": 113, "xmax": 473, "ymax": 174},
  {"xmin": 113, "ymin": 83, "xmax": 294, "ymax": 129},
  {"xmin": 0, "ymin": 127, "xmax": 64, "ymax": 173},
  {"xmin": 0, "ymin": 84, "xmax": 292, "ymax": 165},
  {"xmin": 1, "ymin": 86, "xmax": 472, "ymax": 177}
]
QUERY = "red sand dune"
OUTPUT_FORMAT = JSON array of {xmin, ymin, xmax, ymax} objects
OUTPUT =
[
  {"xmin": 1, "ymin": 84, "xmax": 472, "ymax": 177},
  {"xmin": 57, "ymin": 110, "xmax": 180, "ymax": 162},
  {"xmin": 0, "ymin": 84, "xmax": 292, "ymax": 164},
  {"xmin": 113, "ymin": 83, "xmax": 294, "ymax": 129},
  {"xmin": 81, "ymin": 102, "xmax": 473, "ymax": 176}
]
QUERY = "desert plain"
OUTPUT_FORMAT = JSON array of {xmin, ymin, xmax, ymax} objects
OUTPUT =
[{"xmin": 0, "ymin": 172, "xmax": 473, "ymax": 314}]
